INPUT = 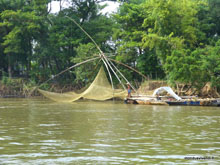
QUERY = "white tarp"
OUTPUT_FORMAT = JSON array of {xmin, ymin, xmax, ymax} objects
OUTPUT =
[{"xmin": 153, "ymin": 87, "xmax": 182, "ymax": 100}]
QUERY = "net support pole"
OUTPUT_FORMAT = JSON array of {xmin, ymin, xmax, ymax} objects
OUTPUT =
[
  {"xmin": 101, "ymin": 53, "xmax": 126, "ymax": 91},
  {"xmin": 28, "ymin": 56, "xmax": 101, "ymax": 97},
  {"xmin": 65, "ymin": 16, "xmax": 128, "ymax": 93},
  {"xmin": 65, "ymin": 16, "xmax": 115, "ymax": 92},
  {"xmin": 65, "ymin": 16, "xmax": 137, "ymax": 95},
  {"xmin": 109, "ymin": 58, "xmax": 148, "ymax": 80},
  {"xmin": 107, "ymin": 57, "xmax": 137, "ymax": 93},
  {"xmin": 101, "ymin": 56, "xmax": 114, "ymax": 91},
  {"xmin": 39, "ymin": 56, "xmax": 100, "ymax": 87}
]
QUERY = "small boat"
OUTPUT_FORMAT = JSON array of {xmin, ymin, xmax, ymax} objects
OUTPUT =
[
  {"xmin": 124, "ymin": 87, "xmax": 220, "ymax": 106},
  {"xmin": 166, "ymin": 100, "xmax": 200, "ymax": 106},
  {"xmin": 166, "ymin": 99, "xmax": 220, "ymax": 106}
]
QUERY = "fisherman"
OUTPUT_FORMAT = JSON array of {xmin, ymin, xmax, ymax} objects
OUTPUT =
[
  {"xmin": 156, "ymin": 93, "xmax": 161, "ymax": 100},
  {"xmin": 127, "ymin": 82, "xmax": 131, "ymax": 98}
]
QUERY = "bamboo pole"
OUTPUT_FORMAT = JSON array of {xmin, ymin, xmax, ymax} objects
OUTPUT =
[
  {"xmin": 101, "ymin": 53, "xmax": 126, "ymax": 91},
  {"xmin": 108, "ymin": 58, "xmax": 137, "ymax": 92},
  {"xmin": 65, "ymin": 16, "xmax": 104, "ymax": 56},
  {"xmin": 65, "ymin": 16, "xmax": 115, "ymax": 91},
  {"xmin": 65, "ymin": 16, "xmax": 141, "ymax": 96},
  {"xmin": 108, "ymin": 58, "xmax": 148, "ymax": 80},
  {"xmin": 28, "ymin": 56, "xmax": 101, "ymax": 97},
  {"xmin": 65, "ymin": 16, "xmax": 136, "ymax": 92},
  {"xmin": 46, "ymin": 16, "xmax": 139, "ymax": 95},
  {"xmin": 39, "ymin": 56, "xmax": 100, "ymax": 87},
  {"xmin": 103, "ymin": 58, "xmax": 114, "ymax": 91}
]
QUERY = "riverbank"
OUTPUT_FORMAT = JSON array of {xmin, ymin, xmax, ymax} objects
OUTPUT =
[
  {"xmin": 137, "ymin": 81, "xmax": 220, "ymax": 98},
  {"xmin": 0, "ymin": 78, "xmax": 34, "ymax": 98},
  {"xmin": 0, "ymin": 77, "xmax": 81, "ymax": 98},
  {"xmin": 0, "ymin": 78, "xmax": 219, "ymax": 98}
]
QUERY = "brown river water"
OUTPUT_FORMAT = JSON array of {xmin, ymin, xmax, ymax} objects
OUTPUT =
[{"xmin": 0, "ymin": 98, "xmax": 219, "ymax": 164}]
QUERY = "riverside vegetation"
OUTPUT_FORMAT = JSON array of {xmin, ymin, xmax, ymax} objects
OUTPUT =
[{"xmin": 0, "ymin": 0, "xmax": 219, "ymax": 97}]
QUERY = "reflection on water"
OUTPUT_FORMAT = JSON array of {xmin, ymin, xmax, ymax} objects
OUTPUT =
[{"xmin": 0, "ymin": 98, "xmax": 220, "ymax": 164}]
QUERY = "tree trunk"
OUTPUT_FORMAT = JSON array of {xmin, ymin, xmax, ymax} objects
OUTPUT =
[
  {"xmin": 26, "ymin": 60, "xmax": 31, "ymax": 78},
  {"xmin": 53, "ymin": 56, "xmax": 61, "ymax": 72},
  {"xmin": 26, "ymin": 38, "xmax": 32, "ymax": 78},
  {"xmin": 7, "ymin": 54, "xmax": 12, "ymax": 78},
  {"xmin": 59, "ymin": 0, "xmax": 62, "ymax": 11}
]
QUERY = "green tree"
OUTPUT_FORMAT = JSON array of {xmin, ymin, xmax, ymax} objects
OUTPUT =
[
  {"xmin": 113, "ymin": 1, "xmax": 164, "ymax": 80},
  {"xmin": 0, "ymin": 0, "xmax": 26, "ymax": 77},
  {"xmin": 165, "ymin": 39, "xmax": 220, "ymax": 90},
  {"xmin": 0, "ymin": 0, "xmax": 49, "ymax": 78},
  {"xmin": 31, "ymin": 0, "xmax": 116, "ymax": 84},
  {"xmin": 208, "ymin": 0, "xmax": 220, "ymax": 36},
  {"xmin": 113, "ymin": 0, "xmax": 220, "ymax": 92}
]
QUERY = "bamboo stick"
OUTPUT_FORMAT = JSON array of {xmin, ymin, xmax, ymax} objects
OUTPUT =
[
  {"xmin": 39, "ymin": 56, "xmax": 100, "ymax": 87},
  {"xmin": 28, "ymin": 56, "xmax": 101, "ymax": 97},
  {"xmin": 65, "ymin": 16, "xmax": 138, "ymax": 94},
  {"xmin": 101, "ymin": 53, "xmax": 126, "ymax": 90},
  {"xmin": 108, "ymin": 58, "xmax": 137, "ymax": 92},
  {"xmin": 108, "ymin": 58, "xmax": 148, "ymax": 80},
  {"xmin": 65, "ymin": 16, "xmax": 115, "ymax": 91}
]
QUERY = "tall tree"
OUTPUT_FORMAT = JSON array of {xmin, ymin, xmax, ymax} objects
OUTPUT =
[
  {"xmin": 113, "ymin": 0, "xmax": 220, "ymax": 91},
  {"xmin": 0, "ymin": 0, "xmax": 49, "ymax": 77},
  {"xmin": 113, "ymin": 0, "xmax": 165, "ymax": 79}
]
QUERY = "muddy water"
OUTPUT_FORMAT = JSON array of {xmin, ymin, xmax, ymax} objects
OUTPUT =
[{"xmin": 0, "ymin": 98, "xmax": 219, "ymax": 164}]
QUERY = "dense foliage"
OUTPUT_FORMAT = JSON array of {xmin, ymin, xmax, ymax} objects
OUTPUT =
[
  {"xmin": 0, "ymin": 0, "xmax": 219, "ymax": 92},
  {"xmin": 113, "ymin": 0, "xmax": 220, "ymax": 91}
]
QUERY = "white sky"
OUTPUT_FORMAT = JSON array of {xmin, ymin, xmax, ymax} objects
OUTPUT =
[{"xmin": 50, "ymin": 1, "xmax": 119, "ymax": 15}]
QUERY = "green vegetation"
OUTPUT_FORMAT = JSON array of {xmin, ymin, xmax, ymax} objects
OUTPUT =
[{"xmin": 0, "ymin": 0, "xmax": 219, "ymax": 94}]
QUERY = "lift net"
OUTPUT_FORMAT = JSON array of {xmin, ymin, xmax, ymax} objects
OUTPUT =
[{"xmin": 38, "ymin": 66, "xmax": 127, "ymax": 102}]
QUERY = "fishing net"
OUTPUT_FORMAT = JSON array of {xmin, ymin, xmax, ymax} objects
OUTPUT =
[{"xmin": 38, "ymin": 66, "xmax": 127, "ymax": 102}]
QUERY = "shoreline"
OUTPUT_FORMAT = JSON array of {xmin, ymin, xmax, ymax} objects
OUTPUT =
[{"xmin": 0, "ymin": 79, "xmax": 219, "ymax": 99}]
